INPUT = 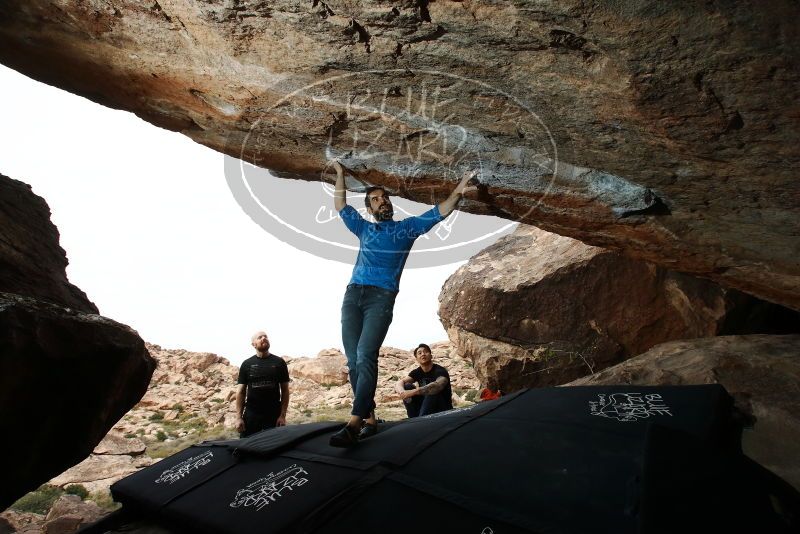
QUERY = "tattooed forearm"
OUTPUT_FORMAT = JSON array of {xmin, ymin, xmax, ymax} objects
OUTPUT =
[{"xmin": 418, "ymin": 376, "xmax": 448, "ymax": 396}]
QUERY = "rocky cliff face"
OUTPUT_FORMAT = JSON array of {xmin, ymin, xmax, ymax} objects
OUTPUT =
[
  {"xmin": 0, "ymin": 2, "xmax": 798, "ymax": 308},
  {"xmin": 0, "ymin": 175, "xmax": 96, "ymax": 312},
  {"xmin": 439, "ymin": 224, "xmax": 799, "ymax": 392},
  {"xmin": 0, "ymin": 174, "xmax": 156, "ymax": 511}
]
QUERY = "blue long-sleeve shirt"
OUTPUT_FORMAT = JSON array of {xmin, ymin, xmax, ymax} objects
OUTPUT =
[{"xmin": 339, "ymin": 204, "xmax": 445, "ymax": 292}]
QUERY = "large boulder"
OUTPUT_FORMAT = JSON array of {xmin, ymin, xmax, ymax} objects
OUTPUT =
[
  {"xmin": 91, "ymin": 431, "xmax": 146, "ymax": 457},
  {"xmin": 45, "ymin": 495, "xmax": 106, "ymax": 529},
  {"xmin": 0, "ymin": 293, "xmax": 155, "ymax": 509},
  {"xmin": 567, "ymin": 335, "xmax": 800, "ymax": 492},
  {"xmin": 0, "ymin": 174, "xmax": 156, "ymax": 510},
  {"xmin": 0, "ymin": 3, "xmax": 798, "ymax": 308},
  {"xmin": 439, "ymin": 224, "xmax": 798, "ymax": 391},
  {"xmin": 289, "ymin": 349, "xmax": 349, "ymax": 386}
]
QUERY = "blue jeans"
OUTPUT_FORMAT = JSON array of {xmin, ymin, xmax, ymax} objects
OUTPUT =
[{"xmin": 341, "ymin": 284, "xmax": 397, "ymax": 418}]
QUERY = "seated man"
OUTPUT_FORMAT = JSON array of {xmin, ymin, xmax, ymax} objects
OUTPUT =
[{"xmin": 395, "ymin": 343, "xmax": 453, "ymax": 417}]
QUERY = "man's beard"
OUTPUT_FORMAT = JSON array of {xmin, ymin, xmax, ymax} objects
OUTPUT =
[{"xmin": 374, "ymin": 208, "xmax": 393, "ymax": 221}]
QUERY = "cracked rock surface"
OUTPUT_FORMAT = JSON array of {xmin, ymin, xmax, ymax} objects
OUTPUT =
[{"xmin": 0, "ymin": 1, "xmax": 798, "ymax": 308}]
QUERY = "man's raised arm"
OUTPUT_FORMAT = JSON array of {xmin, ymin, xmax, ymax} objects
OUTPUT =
[
  {"xmin": 438, "ymin": 170, "xmax": 478, "ymax": 218},
  {"xmin": 333, "ymin": 160, "xmax": 347, "ymax": 212}
]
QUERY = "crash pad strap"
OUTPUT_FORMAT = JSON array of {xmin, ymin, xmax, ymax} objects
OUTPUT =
[{"xmin": 233, "ymin": 421, "xmax": 343, "ymax": 458}]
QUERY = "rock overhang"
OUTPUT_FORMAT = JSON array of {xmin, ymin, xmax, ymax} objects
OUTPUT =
[{"xmin": 1, "ymin": 0, "xmax": 797, "ymax": 307}]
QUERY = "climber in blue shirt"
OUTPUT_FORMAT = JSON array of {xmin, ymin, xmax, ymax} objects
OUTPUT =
[{"xmin": 328, "ymin": 160, "xmax": 477, "ymax": 447}]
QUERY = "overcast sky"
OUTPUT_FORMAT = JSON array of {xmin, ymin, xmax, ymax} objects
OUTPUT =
[{"xmin": 0, "ymin": 64, "xmax": 515, "ymax": 366}]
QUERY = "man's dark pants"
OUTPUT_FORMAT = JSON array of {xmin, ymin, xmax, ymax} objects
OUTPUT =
[
  {"xmin": 240, "ymin": 408, "xmax": 279, "ymax": 438},
  {"xmin": 403, "ymin": 383, "xmax": 450, "ymax": 418}
]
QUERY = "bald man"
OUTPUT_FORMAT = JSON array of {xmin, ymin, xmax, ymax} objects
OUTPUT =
[{"xmin": 235, "ymin": 331, "xmax": 290, "ymax": 438}]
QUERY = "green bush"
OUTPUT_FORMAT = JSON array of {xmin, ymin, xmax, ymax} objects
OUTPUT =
[
  {"xmin": 171, "ymin": 403, "xmax": 185, "ymax": 412},
  {"xmin": 184, "ymin": 418, "xmax": 208, "ymax": 431},
  {"xmin": 149, "ymin": 411, "xmax": 164, "ymax": 421},
  {"xmin": 11, "ymin": 484, "xmax": 63, "ymax": 514},
  {"xmin": 65, "ymin": 484, "xmax": 89, "ymax": 500},
  {"xmin": 124, "ymin": 432, "xmax": 136, "ymax": 439},
  {"xmin": 165, "ymin": 416, "xmax": 208, "ymax": 432},
  {"xmin": 210, "ymin": 398, "xmax": 224, "ymax": 403},
  {"xmin": 88, "ymin": 490, "xmax": 120, "ymax": 511},
  {"xmin": 156, "ymin": 430, "xmax": 168, "ymax": 441},
  {"xmin": 464, "ymin": 389, "xmax": 479, "ymax": 403}
]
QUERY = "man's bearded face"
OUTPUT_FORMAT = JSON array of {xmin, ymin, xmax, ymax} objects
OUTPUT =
[{"xmin": 368, "ymin": 190, "xmax": 394, "ymax": 221}]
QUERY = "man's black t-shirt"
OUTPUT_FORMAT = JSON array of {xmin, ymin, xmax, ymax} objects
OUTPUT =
[
  {"xmin": 409, "ymin": 363, "xmax": 453, "ymax": 411},
  {"xmin": 237, "ymin": 354, "xmax": 290, "ymax": 415}
]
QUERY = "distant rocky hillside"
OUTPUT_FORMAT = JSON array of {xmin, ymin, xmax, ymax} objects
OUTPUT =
[{"xmin": 115, "ymin": 343, "xmax": 242, "ymax": 437}]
